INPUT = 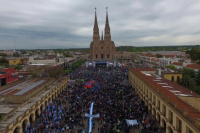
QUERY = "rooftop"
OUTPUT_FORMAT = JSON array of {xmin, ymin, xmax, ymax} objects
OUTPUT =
[
  {"xmin": 186, "ymin": 64, "xmax": 200, "ymax": 69},
  {"xmin": 130, "ymin": 68, "xmax": 200, "ymax": 122},
  {"xmin": 0, "ymin": 78, "xmax": 47, "ymax": 96}
]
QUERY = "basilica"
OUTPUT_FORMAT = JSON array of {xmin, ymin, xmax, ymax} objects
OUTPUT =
[{"xmin": 90, "ymin": 9, "xmax": 130, "ymax": 61}]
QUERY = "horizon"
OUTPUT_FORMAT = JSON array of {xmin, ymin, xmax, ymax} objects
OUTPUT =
[
  {"xmin": 1, "ymin": 44, "xmax": 200, "ymax": 51},
  {"xmin": 0, "ymin": 0, "xmax": 200, "ymax": 49}
]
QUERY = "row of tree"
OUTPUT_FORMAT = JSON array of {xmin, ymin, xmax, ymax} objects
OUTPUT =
[
  {"xmin": 116, "ymin": 45, "xmax": 200, "ymax": 52},
  {"xmin": 186, "ymin": 48, "xmax": 200, "ymax": 61},
  {"xmin": 0, "ymin": 53, "xmax": 7, "ymax": 57},
  {"xmin": 65, "ymin": 59, "xmax": 86, "ymax": 74},
  {"xmin": 178, "ymin": 68, "xmax": 200, "ymax": 94}
]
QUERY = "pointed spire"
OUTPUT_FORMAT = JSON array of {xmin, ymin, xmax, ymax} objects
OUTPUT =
[
  {"xmin": 93, "ymin": 7, "xmax": 100, "ymax": 43},
  {"xmin": 94, "ymin": 7, "xmax": 98, "ymax": 27},
  {"xmin": 106, "ymin": 7, "xmax": 109, "ymax": 24},
  {"xmin": 101, "ymin": 31, "xmax": 103, "ymax": 41},
  {"xmin": 104, "ymin": 7, "xmax": 111, "ymax": 42}
]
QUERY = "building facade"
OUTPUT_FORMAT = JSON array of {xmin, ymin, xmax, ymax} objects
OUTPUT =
[
  {"xmin": 0, "ymin": 68, "xmax": 18, "ymax": 86},
  {"xmin": 163, "ymin": 72, "xmax": 182, "ymax": 83},
  {"xmin": 90, "ymin": 9, "xmax": 130, "ymax": 61},
  {"xmin": 0, "ymin": 78, "xmax": 68, "ymax": 133},
  {"xmin": 8, "ymin": 57, "xmax": 21, "ymax": 65},
  {"xmin": 129, "ymin": 68, "xmax": 200, "ymax": 133}
]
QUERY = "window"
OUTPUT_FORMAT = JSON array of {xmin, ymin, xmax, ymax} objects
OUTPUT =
[
  {"xmin": 171, "ymin": 76, "xmax": 174, "ymax": 82},
  {"xmin": 168, "ymin": 110, "xmax": 173, "ymax": 124},
  {"xmin": 162, "ymin": 105, "xmax": 166, "ymax": 117},
  {"xmin": 96, "ymin": 54, "xmax": 98, "ymax": 59},
  {"xmin": 107, "ymin": 54, "xmax": 109, "ymax": 58},
  {"xmin": 157, "ymin": 100, "xmax": 160, "ymax": 111},
  {"xmin": 188, "ymin": 129, "xmax": 193, "ymax": 133},
  {"xmin": 149, "ymin": 92, "xmax": 152, "ymax": 101},
  {"xmin": 177, "ymin": 76, "xmax": 180, "ymax": 82},
  {"xmin": 177, "ymin": 118, "xmax": 182, "ymax": 132},
  {"xmin": 153, "ymin": 95, "xmax": 156, "ymax": 104},
  {"xmin": 101, "ymin": 54, "xmax": 104, "ymax": 59}
]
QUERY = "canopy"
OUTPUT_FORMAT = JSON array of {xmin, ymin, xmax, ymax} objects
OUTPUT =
[{"xmin": 126, "ymin": 119, "xmax": 138, "ymax": 126}]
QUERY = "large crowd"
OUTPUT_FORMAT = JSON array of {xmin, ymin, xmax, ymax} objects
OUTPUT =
[{"xmin": 25, "ymin": 66, "xmax": 162, "ymax": 133}]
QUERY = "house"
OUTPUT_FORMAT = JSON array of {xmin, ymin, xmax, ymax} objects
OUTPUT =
[
  {"xmin": 0, "ymin": 68, "xmax": 19, "ymax": 86},
  {"xmin": 172, "ymin": 62, "xmax": 183, "ymax": 69},
  {"xmin": 8, "ymin": 57, "xmax": 22, "ymax": 65},
  {"xmin": 185, "ymin": 64, "xmax": 200, "ymax": 72}
]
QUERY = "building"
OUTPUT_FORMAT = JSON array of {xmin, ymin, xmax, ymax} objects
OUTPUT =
[
  {"xmin": 185, "ymin": 64, "xmax": 200, "ymax": 72},
  {"xmin": 0, "ymin": 50, "xmax": 14, "ymax": 57},
  {"xmin": 8, "ymin": 57, "xmax": 21, "ymax": 65},
  {"xmin": 142, "ymin": 51, "xmax": 186, "ymax": 57},
  {"xmin": 129, "ymin": 68, "xmax": 200, "ymax": 133},
  {"xmin": 0, "ymin": 68, "xmax": 18, "ymax": 86},
  {"xmin": 28, "ymin": 55, "xmax": 57, "ymax": 65},
  {"xmin": 0, "ymin": 78, "xmax": 68, "ymax": 133},
  {"xmin": 90, "ymin": 8, "xmax": 130, "ymax": 61},
  {"xmin": 162, "ymin": 72, "xmax": 182, "ymax": 83}
]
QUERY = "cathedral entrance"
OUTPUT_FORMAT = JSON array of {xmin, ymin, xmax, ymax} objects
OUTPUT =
[
  {"xmin": 96, "ymin": 61, "xmax": 107, "ymax": 68},
  {"xmin": 101, "ymin": 54, "xmax": 104, "ymax": 59}
]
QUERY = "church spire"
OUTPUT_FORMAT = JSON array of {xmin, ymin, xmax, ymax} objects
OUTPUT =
[
  {"xmin": 93, "ymin": 7, "xmax": 100, "ymax": 43},
  {"xmin": 104, "ymin": 7, "xmax": 111, "ymax": 42},
  {"xmin": 101, "ymin": 31, "xmax": 104, "ymax": 41},
  {"xmin": 94, "ymin": 8, "xmax": 98, "ymax": 28}
]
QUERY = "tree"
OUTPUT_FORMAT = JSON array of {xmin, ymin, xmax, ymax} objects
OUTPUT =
[
  {"xmin": 20, "ymin": 58, "xmax": 24, "ymax": 65},
  {"xmin": 179, "ymin": 76, "xmax": 196, "ymax": 90},
  {"xmin": 14, "ymin": 65, "xmax": 22, "ymax": 70},
  {"xmin": 65, "ymin": 68, "xmax": 71, "ymax": 75},
  {"xmin": 178, "ymin": 68, "xmax": 196, "ymax": 90},
  {"xmin": 186, "ymin": 48, "xmax": 200, "ymax": 60},
  {"xmin": 156, "ymin": 54, "xmax": 163, "ymax": 58},
  {"xmin": 0, "ymin": 58, "xmax": 8, "ymax": 65},
  {"xmin": 197, "ymin": 69, "xmax": 200, "ymax": 86},
  {"xmin": 197, "ymin": 60, "xmax": 200, "ymax": 65},
  {"xmin": 166, "ymin": 65, "xmax": 176, "ymax": 70},
  {"xmin": 0, "ymin": 53, "xmax": 7, "ymax": 57}
]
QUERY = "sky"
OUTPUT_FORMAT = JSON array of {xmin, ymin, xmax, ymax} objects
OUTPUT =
[{"xmin": 0, "ymin": 0, "xmax": 200, "ymax": 49}]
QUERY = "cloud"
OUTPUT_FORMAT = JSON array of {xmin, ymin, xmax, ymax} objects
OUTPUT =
[{"xmin": 0, "ymin": 0, "xmax": 200, "ymax": 49}]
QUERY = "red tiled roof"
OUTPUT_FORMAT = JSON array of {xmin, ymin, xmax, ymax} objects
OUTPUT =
[
  {"xmin": 156, "ymin": 59, "xmax": 160, "ymax": 62},
  {"xmin": 186, "ymin": 64, "xmax": 200, "ymax": 69},
  {"xmin": 130, "ymin": 68, "xmax": 200, "ymax": 122},
  {"xmin": 164, "ymin": 55, "xmax": 175, "ymax": 58},
  {"xmin": 142, "ymin": 54, "xmax": 156, "ymax": 58},
  {"xmin": 172, "ymin": 62, "xmax": 182, "ymax": 66}
]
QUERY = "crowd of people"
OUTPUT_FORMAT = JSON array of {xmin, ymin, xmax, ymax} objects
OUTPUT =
[{"xmin": 25, "ymin": 66, "xmax": 162, "ymax": 133}]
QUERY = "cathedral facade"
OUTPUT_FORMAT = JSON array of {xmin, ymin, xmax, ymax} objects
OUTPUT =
[{"xmin": 90, "ymin": 9, "xmax": 130, "ymax": 61}]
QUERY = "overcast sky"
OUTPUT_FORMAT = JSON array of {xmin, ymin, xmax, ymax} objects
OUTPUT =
[{"xmin": 0, "ymin": 0, "xmax": 200, "ymax": 49}]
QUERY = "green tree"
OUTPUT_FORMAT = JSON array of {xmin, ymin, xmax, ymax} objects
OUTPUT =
[
  {"xmin": 197, "ymin": 60, "xmax": 200, "ymax": 65},
  {"xmin": 166, "ymin": 65, "xmax": 176, "ymax": 70},
  {"xmin": 14, "ymin": 65, "xmax": 22, "ymax": 70},
  {"xmin": 156, "ymin": 54, "xmax": 163, "ymax": 58},
  {"xmin": 65, "ymin": 68, "xmax": 71, "ymax": 74},
  {"xmin": 20, "ymin": 58, "xmax": 24, "ymax": 65},
  {"xmin": 178, "ymin": 68, "xmax": 196, "ymax": 90},
  {"xmin": 0, "ymin": 53, "xmax": 7, "ymax": 57},
  {"xmin": 0, "ymin": 58, "xmax": 8, "ymax": 65},
  {"xmin": 197, "ymin": 69, "xmax": 200, "ymax": 86},
  {"xmin": 186, "ymin": 48, "xmax": 200, "ymax": 60}
]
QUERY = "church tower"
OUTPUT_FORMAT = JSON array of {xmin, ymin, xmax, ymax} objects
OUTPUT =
[
  {"xmin": 104, "ymin": 7, "xmax": 111, "ymax": 43},
  {"xmin": 93, "ymin": 8, "xmax": 100, "ymax": 43},
  {"xmin": 90, "ymin": 8, "xmax": 116, "ymax": 61}
]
